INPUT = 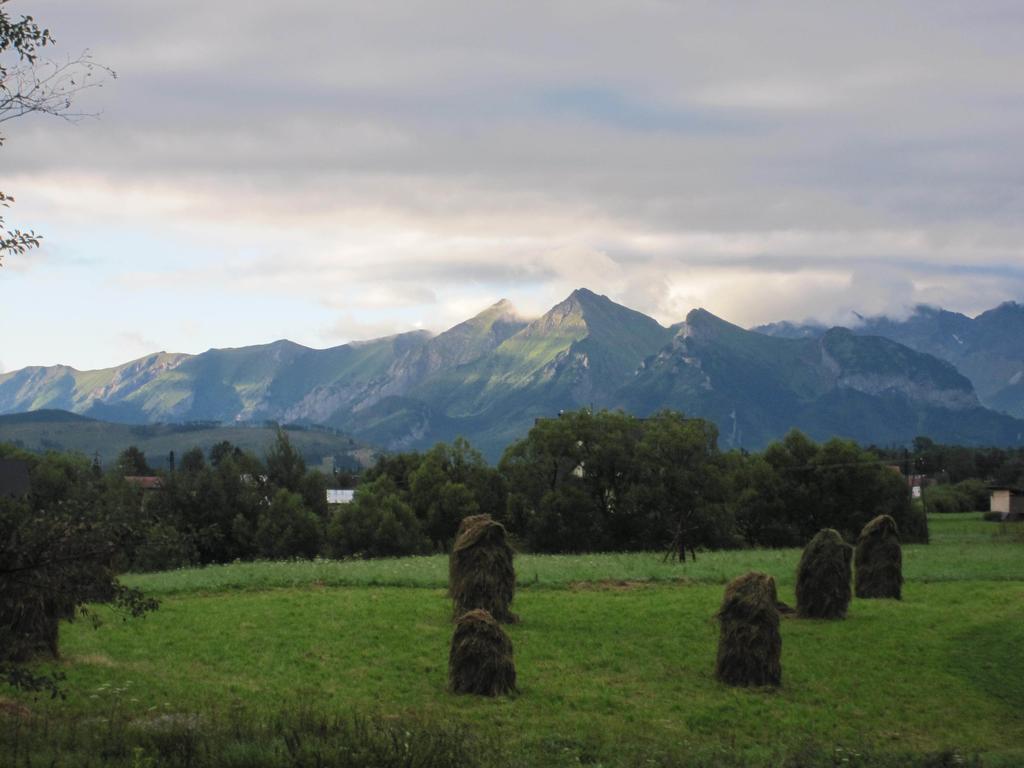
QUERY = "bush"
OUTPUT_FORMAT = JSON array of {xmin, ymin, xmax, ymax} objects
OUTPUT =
[
  {"xmin": 130, "ymin": 522, "xmax": 198, "ymax": 572},
  {"xmin": 922, "ymin": 481, "xmax": 988, "ymax": 516},
  {"xmin": 326, "ymin": 479, "xmax": 430, "ymax": 558},
  {"xmin": 900, "ymin": 499, "xmax": 930, "ymax": 544},
  {"xmin": 255, "ymin": 490, "xmax": 322, "ymax": 559},
  {"xmin": 953, "ymin": 479, "xmax": 990, "ymax": 512}
]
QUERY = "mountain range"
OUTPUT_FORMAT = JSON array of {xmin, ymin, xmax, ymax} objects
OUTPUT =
[
  {"xmin": 3, "ymin": 289, "xmax": 1023, "ymax": 459},
  {"xmin": 757, "ymin": 302, "xmax": 1024, "ymax": 419}
]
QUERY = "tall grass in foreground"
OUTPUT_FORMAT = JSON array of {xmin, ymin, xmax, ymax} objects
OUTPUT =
[
  {"xmin": 1, "ymin": 709, "xmax": 488, "ymax": 768},
  {"xmin": 0, "ymin": 707, "xmax": 998, "ymax": 768}
]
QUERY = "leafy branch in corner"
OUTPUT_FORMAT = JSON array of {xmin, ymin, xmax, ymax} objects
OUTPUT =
[{"xmin": 0, "ymin": 1, "xmax": 115, "ymax": 265}]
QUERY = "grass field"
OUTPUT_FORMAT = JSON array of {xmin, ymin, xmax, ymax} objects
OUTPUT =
[
  {"xmin": 121, "ymin": 514, "xmax": 1024, "ymax": 595},
  {"xmin": 4, "ymin": 514, "xmax": 1024, "ymax": 767}
]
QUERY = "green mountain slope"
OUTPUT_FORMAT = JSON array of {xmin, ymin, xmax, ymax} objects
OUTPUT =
[
  {"xmin": 756, "ymin": 302, "xmax": 1024, "ymax": 418},
  {"xmin": 391, "ymin": 289, "xmax": 672, "ymax": 453},
  {"xmin": 619, "ymin": 309, "xmax": 1011, "ymax": 450},
  {"xmin": 0, "ymin": 353, "xmax": 189, "ymax": 419},
  {"xmin": 0, "ymin": 410, "xmax": 371, "ymax": 470},
  {"xmin": 3, "ymin": 290, "xmax": 1023, "ymax": 459}
]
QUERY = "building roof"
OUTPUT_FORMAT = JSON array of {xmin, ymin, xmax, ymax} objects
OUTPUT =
[
  {"xmin": 0, "ymin": 459, "xmax": 31, "ymax": 498},
  {"xmin": 125, "ymin": 475, "xmax": 163, "ymax": 490},
  {"xmin": 988, "ymin": 485, "xmax": 1024, "ymax": 494}
]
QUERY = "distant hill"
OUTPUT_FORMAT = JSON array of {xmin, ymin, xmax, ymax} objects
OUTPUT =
[
  {"xmin": 3, "ymin": 291, "xmax": 1024, "ymax": 459},
  {"xmin": 0, "ymin": 410, "xmax": 372, "ymax": 471},
  {"xmin": 755, "ymin": 302, "xmax": 1024, "ymax": 419},
  {"xmin": 623, "ymin": 310, "xmax": 1019, "ymax": 450}
]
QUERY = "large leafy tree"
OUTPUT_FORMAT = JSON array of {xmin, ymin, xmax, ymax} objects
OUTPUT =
[
  {"xmin": 1, "ymin": 449, "xmax": 157, "ymax": 695},
  {"xmin": 500, "ymin": 409, "xmax": 728, "ymax": 553},
  {"xmin": 409, "ymin": 438, "xmax": 505, "ymax": 548},
  {"xmin": 327, "ymin": 476, "xmax": 429, "ymax": 558}
]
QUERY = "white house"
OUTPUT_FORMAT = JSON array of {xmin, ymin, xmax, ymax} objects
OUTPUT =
[
  {"xmin": 989, "ymin": 486, "xmax": 1024, "ymax": 520},
  {"xmin": 327, "ymin": 489, "xmax": 355, "ymax": 505}
]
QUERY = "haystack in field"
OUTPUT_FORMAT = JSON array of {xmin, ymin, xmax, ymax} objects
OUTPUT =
[
  {"xmin": 714, "ymin": 572, "xmax": 782, "ymax": 687},
  {"xmin": 855, "ymin": 514, "xmax": 903, "ymax": 599},
  {"xmin": 796, "ymin": 528, "xmax": 853, "ymax": 619},
  {"xmin": 448, "ymin": 609, "xmax": 517, "ymax": 696},
  {"xmin": 449, "ymin": 514, "xmax": 517, "ymax": 623}
]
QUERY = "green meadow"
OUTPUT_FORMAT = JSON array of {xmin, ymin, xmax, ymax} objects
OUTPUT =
[{"xmin": 4, "ymin": 514, "xmax": 1024, "ymax": 767}]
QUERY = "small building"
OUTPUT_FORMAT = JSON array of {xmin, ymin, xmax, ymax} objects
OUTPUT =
[
  {"xmin": 0, "ymin": 459, "xmax": 31, "ymax": 499},
  {"xmin": 125, "ymin": 476, "xmax": 164, "ymax": 491},
  {"xmin": 327, "ymin": 489, "xmax": 355, "ymax": 505},
  {"xmin": 989, "ymin": 486, "xmax": 1024, "ymax": 521}
]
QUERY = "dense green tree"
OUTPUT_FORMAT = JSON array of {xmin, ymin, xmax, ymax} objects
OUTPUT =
[
  {"xmin": 725, "ymin": 452, "xmax": 794, "ymax": 547},
  {"xmin": 408, "ymin": 438, "xmax": 503, "ymax": 547},
  {"xmin": 255, "ymin": 489, "xmax": 322, "ymax": 559},
  {"xmin": 1, "ymin": 450, "xmax": 156, "ymax": 694},
  {"xmin": 179, "ymin": 446, "xmax": 206, "ymax": 474},
  {"xmin": 209, "ymin": 440, "xmax": 243, "ymax": 467},
  {"xmin": 630, "ymin": 412, "xmax": 734, "ymax": 555},
  {"xmin": 500, "ymin": 409, "xmax": 727, "ymax": 553},
  {"xmin": 115, "ymin": 445, "xmax": 152, "ymax": 476},
  {"xmin": 759, "ymin": 431, "xmax": 924, "ymax": 544},
  {"xmin": 326, "ymin": 477, "xmax": 429, "ymax": 558},
  {"xmin": 363, "ymin": 449, "xmax": 423, "ymax": 493},
  {"xmin": 299, "ymin": 469, "xmax": 329, "ymax": 519},
  {"xmin": 265, "ymin": 428, "xmax": 306, "ymax": 492}
]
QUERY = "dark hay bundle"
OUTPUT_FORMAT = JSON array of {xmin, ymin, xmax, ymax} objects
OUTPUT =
[
  {"xmin": 796, "ymin": 528, "xmax": 853, "ymax": 619},
  {"xmin": 448, "ymin": 609, "xmax": 517, "ymax": 696},
  {"xmin": 855, "ymin": 514, "xmax": 903, "ymax": 599},
  {"xmin": 449, "ymin": 514, "xmax": 517, "ymax": 623},
  {"xmin": 714, "ymin": 571, "xmax": 782, "ymax": 687}
]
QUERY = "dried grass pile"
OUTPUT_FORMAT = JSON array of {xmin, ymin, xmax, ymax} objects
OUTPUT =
[
  {"xmin": 855, "ymin": 514, "xmax": 903, "ymax": 599},
  {"xmin": 714, "ymin": 571, "xmax": 782, "ymax": 687},
  {"xmin": 449, "ymin": 514, "xmax": 517, "ymax": 623},
  {"xmin": 796, "ymin": 528, "xmax": 853, "ymax": 619},
  {"xmin": 448, "ymin": 609, "xmax": 517, "ymax": 696}
]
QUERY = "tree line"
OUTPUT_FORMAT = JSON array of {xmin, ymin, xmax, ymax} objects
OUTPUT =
[
  {"xmin": 359, "ymin": 410, "xmax": 929, "ymax": 556},
  {"xmin": 2, "ymin": 411, "xmax": 940, "ymax": 586}
]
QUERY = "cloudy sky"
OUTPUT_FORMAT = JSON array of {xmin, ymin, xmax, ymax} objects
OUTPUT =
[{"xmin": 2, "ymin": 0, "xmax": 1024, "ymax": 371}]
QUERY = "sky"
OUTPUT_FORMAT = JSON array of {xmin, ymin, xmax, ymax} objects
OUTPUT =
[{"xmin": 2, "ymin": 0, "xmax": 1024, "ymax": 372}]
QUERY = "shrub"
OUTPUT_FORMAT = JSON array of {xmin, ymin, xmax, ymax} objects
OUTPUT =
[
  {"xmin": 900, "ymin": 499, "xmax": 930, "ymax": 544},
  {"xmin": 922, "ymin": 480, "xmax": 987, "ymax": 516},
  {"xmin": 448, "ymin": 608, "xmax": 517, "ymax": 697},
  {"xmin": 953, "ymin": 478, "xmax": 990, "ymax": 512},
  {"xmin": 855, "ymin": 515, "xmax": 903, "ymax": 599},
  {"xmin": 254, "ymin": 490, "xmax": 322, "ymax": 559},
  {"xmin": 714, "ymin": 571, "xmax": 782, "ymax": 687},
  {"xmin": 326, "ymin": 479, "xmax": 430, "ymax": 558},
  {"xmin": 130, "ymin": 522, "xmax": 198, "ymax": 572},
  {"xmin": 796, "ymin": 528, "xmax": 852, "ymax": 619}
]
